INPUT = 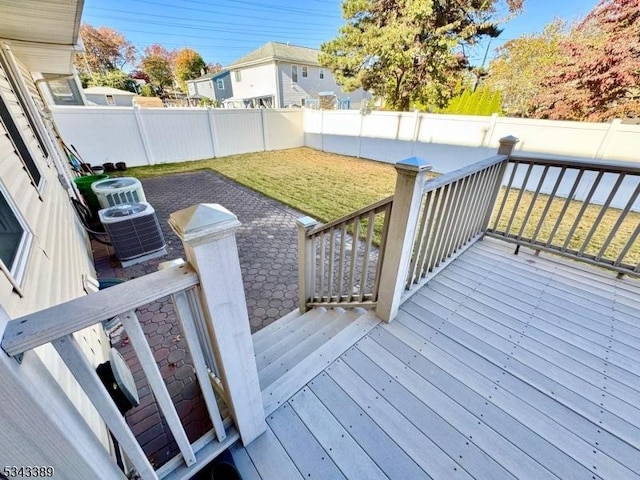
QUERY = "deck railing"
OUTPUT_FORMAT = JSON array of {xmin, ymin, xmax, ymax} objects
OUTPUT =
[
  {"xmin": 297, "ymin": 196, "xmax": 393, "ymax": 310},
  {"xmin": 405, "ymin": 153, "xmax": 509, "ymax": 291},
  {"xmin": 486, "ymin": 155, "xmax": 640, "ymax": 276},
  {"xmin": 298, "ymin": 135, "xmax": 638, "ymax": 321},
  {"xmin": 1, "ymin": 203, "xmax": 266, "ymax": 480},
  {"xmin": 1, "ymin": 263, "xmax": 229, "ymax": 480}
]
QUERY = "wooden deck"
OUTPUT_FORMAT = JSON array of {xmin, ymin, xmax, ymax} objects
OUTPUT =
[{"xmin": 233, "ymin": 237, "xmax": 640, "ymax": 480}]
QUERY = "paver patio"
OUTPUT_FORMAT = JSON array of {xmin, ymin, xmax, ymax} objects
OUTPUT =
[{"xmin": 92, "ymin": 170, "xmax": 303, "ymax": 467}]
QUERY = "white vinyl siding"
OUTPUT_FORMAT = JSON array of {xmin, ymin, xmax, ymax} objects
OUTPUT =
[{"xmin": 0, "ymin": 54, "xmax": 110, "ymax": 447}]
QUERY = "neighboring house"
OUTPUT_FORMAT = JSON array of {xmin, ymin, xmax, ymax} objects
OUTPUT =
[
  {"xmin": 0, "ymin": 1, "xmax": 113, "ymax": 473},
  {"xmin": 186, "ymin": 69, "xmax": 233, "ymax": 104},
  {"xmin": 84, "ymin": 86, "xmax": 137, "ymax": 106},
  {"xmin": 225, "ymin": 42, "xmax": 368, "ymax": 109}
]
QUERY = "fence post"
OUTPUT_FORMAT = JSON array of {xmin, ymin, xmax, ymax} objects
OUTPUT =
[
  {"xmin": 481, "ymin": 135, "xmax": 519, "ymax": 231},
  {"xmin": 169, "ymin": 203, "xmax": 266, "ymax": 445},
  {"xmin": 260, "ymin": 108, "xmax": 269, "ymax": 151},
  {"xmin": 206, "ymin": 107, "xmax": 218, "ymax": 158},
  {"xmin": 132, "ymin": 105, "xmax": 154, "ymax": 165},
  {"xmin": 410, "ymin": 109, "xmax": 421, "ymax": 156},
  {"xmin": 296, "ymin": 216, "xmax": 319, "ymax": 313},
  {"xmin": 377, "ymin": 157, "xmax": 432, "ymax": 322},
  {"xmin": 594, "ymin": 118, "xmax": 621, "ymax": 160}
]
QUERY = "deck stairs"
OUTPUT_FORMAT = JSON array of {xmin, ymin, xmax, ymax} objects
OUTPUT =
[{"xmin": 252, "ymin": 306, "xmax": 380, "ymax": 416}]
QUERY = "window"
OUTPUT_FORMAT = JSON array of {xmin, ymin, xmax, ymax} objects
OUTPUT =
[
  {"xmin": 0, "ymin": 95, "xmax": 42, "ymax": 188},
  {"xmin": 105, "ymin": 94, "xmax": 115, "ymax": 106},
  {"xmin": 320, "ymin": 69, "xmax": 324, "ymax": 79},
  {"xmin": 0, "ymin": 52, "xmax": 49, "ymax": 159},
  {"xmin": 302, "ymin": 66, "xmax": 308, "ymax": 78},
  {"xmin": 0, "ymin": 185, "xmax": 32, "ymax": 289},
  {"xmin": 45, "ymin": 76, "xmax": 84, "ymax": 106},
  {"xmin": 291, "ymin": 65, "xmax": 298, "ymax": 83},
  {"xmin": 234, "ymin": 70, "xmax": 242, "ymax": 82},
  {"xmin": 216, "ymin": 78, "xmax": 225, "ymax": 90}
]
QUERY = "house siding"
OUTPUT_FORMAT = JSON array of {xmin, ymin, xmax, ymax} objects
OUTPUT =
[
  {"xmin": 231, "ymin": 63, "xmax": 278, "ymax": 103},
  {"xmin": 85, "ymin": 92, "xmax": 134, "ymax": 106},
  {"xmin": 0, "ymin": 51, "xmax": 110, "ymax": 447},
  {"xmin": 277, "ymin": 61, "xmax": 367, "ymax": 109}
]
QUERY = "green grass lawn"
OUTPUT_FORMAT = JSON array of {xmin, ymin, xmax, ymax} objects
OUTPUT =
[
  {"xmin": 125, "ymin": 147, "xmax": 401, "ymax": 223},
  {"xmin": 124, "ymin": 147, "xmax": 638, "ymax": 266}
]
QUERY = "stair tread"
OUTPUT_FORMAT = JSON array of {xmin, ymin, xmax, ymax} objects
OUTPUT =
[
  {"xmin": 252, "ymin": 308, "xmax": 326, "ymax": 356},
  {"xmin": 258, "ymin": 309, "xmax": 363, "ymax": 388},
  {"xmin": 261, "ymin": 310, "xmax": 381, "ymax": 416}
]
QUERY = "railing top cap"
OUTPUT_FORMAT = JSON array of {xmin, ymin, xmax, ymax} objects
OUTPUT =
[
  {"xmin": 396, "ymin": 156, "xmax": 432, "ymax": 173},
  {"xmin": 169, "ymin": 203, "xmax": 241, "ymax": 242}
]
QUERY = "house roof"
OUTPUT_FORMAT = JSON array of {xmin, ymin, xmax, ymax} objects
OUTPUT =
[
  {"xmin": 84, "ymin": 87, "xmax": 136, "ymax": 96},
  {"xmin": 228, "ymin": 42, "xmax": 320, "ymax": 68},
  {"xmin": 188, "ymin": 69, "xmax": 229, "ymax": 83}
]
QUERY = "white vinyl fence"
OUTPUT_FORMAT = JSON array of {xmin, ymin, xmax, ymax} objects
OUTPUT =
[
  {"xmin": 303, "ymin": 109, "xmax": 640, "ymax": 173},
  {"xmin": 51, "ymin": 106, "xmax": 304, "ymax": 167}
]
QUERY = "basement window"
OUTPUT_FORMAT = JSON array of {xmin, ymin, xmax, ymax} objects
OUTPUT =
[{"xmin": 0, "ymin": 184, "xmax": 32, "ymax": 292}]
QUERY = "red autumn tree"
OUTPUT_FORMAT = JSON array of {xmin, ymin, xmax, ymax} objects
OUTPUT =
[
  {"xmin": 76, "ymin": 24, "xmax": 137, "ymax": 74},
  {"xmin": 533, "ymin": 0, "xmax": 640, "ymax": 121}
]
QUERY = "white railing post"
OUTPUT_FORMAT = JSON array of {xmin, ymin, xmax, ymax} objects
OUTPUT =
[
  {"xmin": 481, "ymin": 135, "xmax": 519, "ymax": 231},
  {"xmin": 169, "ymin": 204, "xmax": 266, "ymax": 445},
  {"xmin": 296, "ymin": 216, "xmax": 319, "ymax": 313},
  {"xmin": 377, "ymin": 157, "xmax": 432, "ymax": 322}
]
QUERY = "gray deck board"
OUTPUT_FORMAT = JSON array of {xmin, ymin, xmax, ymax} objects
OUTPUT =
[
  {"xmin": 308, "ymin": 372, "xmax": 429, "ymax": 480},
  {"xmin": 289, "ymin": 387, "xmax": 389, "ymax": 480},
  {"xmin": 236, "ymin": 238, "xmax": 640, "ymax": 480},
  {"xmin": 267, "ymin": 403, "xmax": 346, "ymax": 480},
  {"xmin": 419, "ymin": 281, "xmax": 640, "ymax": 402}
]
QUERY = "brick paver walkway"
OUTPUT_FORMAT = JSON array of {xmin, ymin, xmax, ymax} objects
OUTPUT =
[{"xmin": 93, "ymin": 170, "xmax": 303, "ymax": 467}]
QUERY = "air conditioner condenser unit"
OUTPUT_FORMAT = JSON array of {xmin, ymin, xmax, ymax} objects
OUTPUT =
[
  {"xmin": 92, "ymin": 177, "xmax": 146, "ymax": 209},
  {"xmin": 99, "ymin": 202, "xmax": 166, "ymax": 267}
]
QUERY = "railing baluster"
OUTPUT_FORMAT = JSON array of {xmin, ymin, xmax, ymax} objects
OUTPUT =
[
  {"xmin": 119, "ymin": 311, "xmax": 197, "ymax": 466},
  {"xmin": 504, "ymin": 162, "xmax": 534, "ymax": 235},
  {"xmin": 578, "ymin": 173, "xmax": 626, "ymax": 256},
  {"xmin": 491, "ymin": 161, "xmax": 519, "ymax": 231},
  {"xmin": 408, "ymin": 191, "xmax": 432, "ymax": 287},
  {"xmin": 417, "ymin": 188, "xmax": 441, "ymax": 280},
  {"xmin": 472, "ymin": 163, "xmax": 500, "ymax": 236},
  {"xmin": 173, "ymin": 289, "xmax": 227, "ymax": 442},
  {"xmin": 347, "ymin": 217, "xmax": 361, "ymax": 302},
  {"xmin": 517, "ymin": 165, "xmax": 549, "ymax": 240},
  {"xmin": 52, "ymin": 334, "xmax": 158, "ymax": 480},
  {"xmin": 435, "ymin": 179, "xmax": 464, "ymax": 265},
  {"xmin": 531, "ymin": 167, "xmax": 566, "ymax": 243},
  {"xmin": 450, "ymin": 171, "xmax": 480, "ymax": 253},
  {"xmin": 336, "ymin": 222, "xmax": 347, "ymax": 302},
  {"xmin": 545, "ymin": 169, "xmax": 586, "ymax": 247},
  {"xmin": 616, "ymin": 225, "xmax": 640, "ymax": 266},
  {"xmin": 327, "ymin": 227, "xmax": 335, "ymax": 301},
  {"xmin": 372, "ymin": 203, "xmax": 392, "ymax": 301},
  {"xmin": 359, "ymin": 210, "xmax": 376, "ymax": 301},
  {"xmin": 424, "ymin": 184, "xmax": 452, "ymax": 274},
  {"xmin": 561, "ymin": 170, "xmax": 605, "ymax": 251},
  {"xmin": 597, "ymin": 184, "xmax": 640, "ymax": 261},
  {"xmin": 440, "ymin": 176, "xmax": 469, "ymax": 261},
  {"xmin": 319, "ymin": 231, "xmax": 326, "ymax": 301}
]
